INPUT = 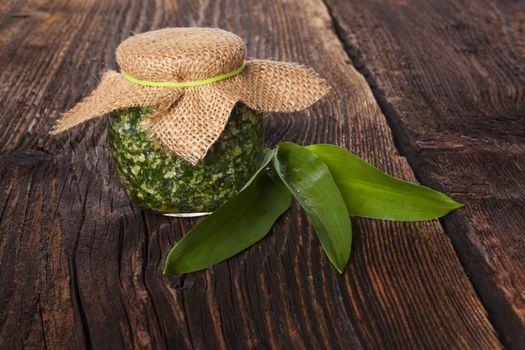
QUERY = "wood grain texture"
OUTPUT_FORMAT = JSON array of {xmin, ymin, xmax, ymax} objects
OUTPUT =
[
  {"xmin": 322, "ymin": 0, "xmax": 525, "ymax": 348},
  {"xmin": 0, "ymin": 0, "xmax": 502, "ymax": 348}
]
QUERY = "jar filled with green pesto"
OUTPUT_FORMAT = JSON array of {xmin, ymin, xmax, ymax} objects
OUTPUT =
[
  {"xmin": 108, "ymin": 103, "xmax": 264, "ymax": 216},
  {"xmin": 52, "ymin": 28, "xmax": 329, "ymax": 218}
]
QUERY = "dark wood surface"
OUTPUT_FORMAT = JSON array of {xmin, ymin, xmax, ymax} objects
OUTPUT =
[
  {"xmin": 323, "ymin": 0, "xmax": 525, "ymax": 347},
  {"xmin": 0, "ymin": 0, "xmax": 520, "ymax": 349}
]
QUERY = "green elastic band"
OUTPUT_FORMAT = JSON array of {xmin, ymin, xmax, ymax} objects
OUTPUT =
[{"xmin": 121, "ymin": 63, "xmax": 246, "ymax": 87}]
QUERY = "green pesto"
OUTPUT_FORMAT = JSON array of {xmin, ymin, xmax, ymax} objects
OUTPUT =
[{"xmin": 108, "ymin": 104, "xmax": 264, "ymax": 214}]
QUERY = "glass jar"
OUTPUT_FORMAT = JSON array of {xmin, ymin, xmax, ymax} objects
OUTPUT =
[{"xmin": 108, "ymin": 103, "xmax": 264, "ymax": 216}]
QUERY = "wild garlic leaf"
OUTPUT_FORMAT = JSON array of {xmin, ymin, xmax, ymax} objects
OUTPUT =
[
  {"xmin": 305, "ymin": 144, "xmax": 463, "ymax": 221},
  {"xmin": 164, "ymin": 149, "xmax": 291, "ymax": 275},
  {"xmin": 274, "ymin": 142, "xmax": 352, "ymax": 273}
]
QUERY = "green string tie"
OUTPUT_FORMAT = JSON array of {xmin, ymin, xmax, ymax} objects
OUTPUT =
[{"xmin": 121, "ymin": 63, "xmax": 246, "ymax": 87}]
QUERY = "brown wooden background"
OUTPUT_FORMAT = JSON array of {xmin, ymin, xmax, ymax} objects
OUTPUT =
[{"xmin": 1, "ymin": 0, "xmax": 524, "ymax": 349}]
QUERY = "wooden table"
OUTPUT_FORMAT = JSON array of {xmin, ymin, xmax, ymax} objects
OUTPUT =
[{"xmin": 1, "ymin": 0, "xmax": 524, "ymax": 349}]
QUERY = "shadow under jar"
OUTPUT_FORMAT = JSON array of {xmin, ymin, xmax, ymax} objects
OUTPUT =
[{"xmin": 108, "ymin": 103, "xmax": 264, "ymax": 216}]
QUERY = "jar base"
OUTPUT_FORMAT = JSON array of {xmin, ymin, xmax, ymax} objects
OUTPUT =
[{"xmin": 162, "ymin": 212, "xmax": 212, "ymax": 218}]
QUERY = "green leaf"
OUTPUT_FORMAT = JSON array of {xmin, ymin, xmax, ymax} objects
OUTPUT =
[
  {"xmin": 305, "ymin": 144, "xmax": 463, "ymax": 221},
  {"xmin": 163, "ymin": 150, "xmax": 291, "ymax": 275},
  {"xmin": 273, "ymin": 142, "xmax": 352, "ymax": 273}
]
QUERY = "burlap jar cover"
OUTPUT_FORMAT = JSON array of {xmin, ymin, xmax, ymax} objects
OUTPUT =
[{"xmin": 52, "ymin": 28, "xmax": 330, "ymax": 164}]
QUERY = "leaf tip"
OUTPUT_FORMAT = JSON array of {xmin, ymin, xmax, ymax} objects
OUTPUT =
[
  {"xmin": 163, "ymin": 262, "xmax": 172, "ymax": 275},
  {"xmin": 331, "ymin": 256, "xmax": 350, "ymax": 274},
  {"xmin": 445, "ymin": 197, "xmax": 464, "ymax": 212},
  {"xmin": 453, "ymin": 200, "xmax": 465, "ymax": 209}
]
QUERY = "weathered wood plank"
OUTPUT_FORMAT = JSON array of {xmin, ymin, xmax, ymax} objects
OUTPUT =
[
  {"xmin": 0, "ymin": 0, "xmax": 501, "ymax": 348},
  {"xmin": 323, "ymin": 0, "xmax": 525, "ymax": 347}
]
